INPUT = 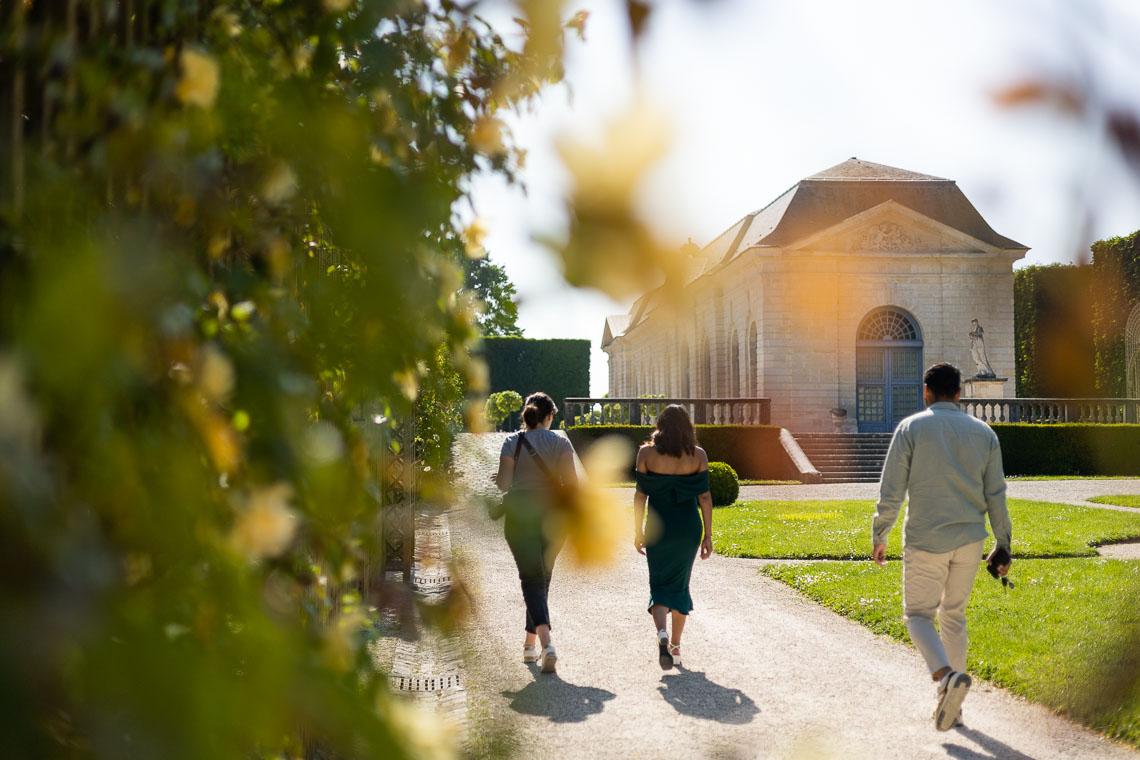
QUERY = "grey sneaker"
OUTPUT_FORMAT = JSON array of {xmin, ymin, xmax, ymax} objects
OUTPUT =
[
  {"xmin": 935, "ymin": 672, "xmax": 972, "ymax": 731},
  {"xmin": 540, "ymin": 644, "xmax": 557, "ymax": 674}
]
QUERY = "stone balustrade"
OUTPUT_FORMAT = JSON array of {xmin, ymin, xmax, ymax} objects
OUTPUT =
[
  {"xmin": 563, "ymin": 397, "xmax": 772, "ymax": 427},
  {"xmin": 961, "ymin": 398, "xmax": 1140, "ymax": 424}
]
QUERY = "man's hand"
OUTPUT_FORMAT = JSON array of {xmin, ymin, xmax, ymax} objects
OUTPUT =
[
  {"xmin": 700, "ymin": 536, "xmax": 713, "ymax": 560},
  {"xmin": 872, "ymin": 543, "xmax": 888, "ymax": 566},
  {"xmin": 986, "ymin": 546, "xmax": 1012, "ymax": 577},
  {"xmin": 634, "ymin": 533, "xmax": 646, "ymax": 555}
]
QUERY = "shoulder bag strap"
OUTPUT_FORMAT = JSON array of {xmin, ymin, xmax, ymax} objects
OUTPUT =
[{"xmin": 520, "ymin": 433, "xmax": 560, "ymax": 487}]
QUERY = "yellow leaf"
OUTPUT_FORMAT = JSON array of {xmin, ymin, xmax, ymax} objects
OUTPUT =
[
  {"xmin": 470, "ymin": 116, "xmax": 506, "ymax": 157},
  {"xmin": 175, "ymin": 48, "xmax": 220, "ymax": 109},
  {"xmin": 462, "ymin": 219, "xmax": 488, "ymax": 258},
  {"xmin": 566, "ymin": 10, "xmax": 589, "ymax": 41},
  {"xmin": 231, "ymin": 483, "xmax": 298, "ymax": 560}
]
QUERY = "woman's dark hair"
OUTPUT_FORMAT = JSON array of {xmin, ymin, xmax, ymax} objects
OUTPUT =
[
  {"xmin": 650, "ymin": 404, "xmax": 697, "ymax": 457},
  {"xmin": 521, "ymin": 392, "xmax": 557, "ymax": 429}
]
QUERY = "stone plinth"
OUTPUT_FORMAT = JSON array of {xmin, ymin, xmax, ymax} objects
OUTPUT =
[{"xmin": 962, "ymin": 377, "xmax": 1010, "ymax": 399}]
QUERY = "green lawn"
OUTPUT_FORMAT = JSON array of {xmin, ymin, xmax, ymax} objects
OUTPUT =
[
  {"xmin": 1089, "ymin": 495, "xmax": 1140, "ymax": 509},
  {"xmin": 713, "ymin": 499, "xmax": 1140, "ymax": 560},
  {"xmin": 762, "ymin": 559, "xmax": 1140, "ymax": 746}
]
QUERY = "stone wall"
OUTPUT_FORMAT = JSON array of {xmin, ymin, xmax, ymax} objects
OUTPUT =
[{"xmin": 604, "ymin": 214, "xmax": 1021, "ymax": 431}]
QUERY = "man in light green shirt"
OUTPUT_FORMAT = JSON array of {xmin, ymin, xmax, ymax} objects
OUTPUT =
[{"xmin": 871, "ymin": 362, "xmax": 1012, "ymax": 732}]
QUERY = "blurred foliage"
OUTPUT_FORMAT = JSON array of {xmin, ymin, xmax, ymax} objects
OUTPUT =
[{"xmin": 0, "ymin": 0, "xmax": 585, "ymax": 757}]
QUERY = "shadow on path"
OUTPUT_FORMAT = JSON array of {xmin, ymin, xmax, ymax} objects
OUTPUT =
[
  {"xmin": 657, "ymin": 669, "xmax": 760, "ymax": 724},
  {"xmin": 943, "ymin": 725, "xmax": 1037, "ymax": 760},
  {"xmin": 501, "ymin": 672, "xmax": 616, "ymax": 724}
]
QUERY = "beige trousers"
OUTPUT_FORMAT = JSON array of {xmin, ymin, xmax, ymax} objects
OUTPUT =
[{"xmin": 902, "ymin": 539, "xmax": 985, "ymax": 674}]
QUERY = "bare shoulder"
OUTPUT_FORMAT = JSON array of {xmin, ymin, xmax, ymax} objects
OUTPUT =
[
  {"xmin": 694, "ymin": 446, "xmax": 709, "ymax": 470},
  {"xmin": 637, "ymin": 443, "xmax": 654, "ymax": 470}
]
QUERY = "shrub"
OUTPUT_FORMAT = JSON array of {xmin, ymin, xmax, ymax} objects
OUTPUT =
[
  {"xmin": 480, "ymin": 337, "xmax": 590, "ymax": 427},
  {"xmin": 993, "ymin": 424, "xmax": 1140, "ymax": 476},
  {"xmin": 484, "ymin": 390, "xmax": 524, "ymax": 431},
  {"xmin": 566, "ymin": 425, "xmax": 796, "ymax": 480},
  {"xmin": 707, "ymin": 462, "xmax": 740, "ymax": 506}
]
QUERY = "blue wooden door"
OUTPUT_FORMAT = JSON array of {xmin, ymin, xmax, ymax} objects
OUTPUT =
[{"xmin": 857, "ymin": 346, "xmax": 923, "ymax": 432}]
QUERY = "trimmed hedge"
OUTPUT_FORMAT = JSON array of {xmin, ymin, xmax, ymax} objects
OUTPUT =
[
  {"xmin": 993, "ymin": 424, "xmax": 1140, "ymax": 476},
  {"xmin": 566, "ymin": 425, "xmax": 796, "ymax": 480},
  {"xmin": 707, "ymin": 462, "xmax": 740, "ymax": 506},
  {"xmin": 480, "ymin": 337, "xmax": 590, "ymax": 427},
  {"xmin": 1013, "ymin": 232, "xmax": 1139, "ymax": 398}
]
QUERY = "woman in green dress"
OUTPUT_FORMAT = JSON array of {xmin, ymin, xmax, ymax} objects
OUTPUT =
[{"xmin": 633, "ymin": 404, "xmax": 714, "ymax": 670}]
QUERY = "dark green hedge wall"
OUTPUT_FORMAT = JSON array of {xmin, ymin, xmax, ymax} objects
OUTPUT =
[
  {"xmin": 1091, "ymin": 231, "xmax": 1140, "ymax": 396},
  {"xmin": 566, "ymin": 425, "xmax": 795, "ymax": 480},
  {"xmin": 993, "ymin": 424, "xmax": 1140, "ymax": 476},
  {"xmin": 1013, "ymin": 264, "xmax": 1096, "ymax": 397},
  {"xmin": 1013, "ymin": 231, "xmax": 1140, "ymax": 398},
  {"xmin": 480, "ymin": 337, "xmax": 590, "ymax": 427}
]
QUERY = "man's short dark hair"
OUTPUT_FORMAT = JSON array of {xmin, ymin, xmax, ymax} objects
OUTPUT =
[{"xmin": 924, "ymin": 363, "xmax": 961, "ymax": 399}]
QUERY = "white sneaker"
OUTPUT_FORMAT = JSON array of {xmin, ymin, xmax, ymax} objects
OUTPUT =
[
  {"xmin": 523, "ymin": 643, "xmax": 542, "ymax": 663},
  {"xmin": 657, "ymin": 630, "xmax": 673, "ymax": 670},
  {"xmin": 668, "ymin": 643, "xmax": 682, "ymax": 668},
  {"xmin": 540, "ymin": 644, "xmax": 557, "ymax": 673},
  {"xmin": 934, "ymin": 672, "xmax": 972, "ymax": 731}
]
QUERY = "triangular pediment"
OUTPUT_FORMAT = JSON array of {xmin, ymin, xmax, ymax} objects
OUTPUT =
[{"xmin": 788, "ymin": 201, "xmax": 1002, "ymax": 255}]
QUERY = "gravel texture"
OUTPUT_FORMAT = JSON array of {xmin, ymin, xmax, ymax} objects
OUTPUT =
[{"xmin": 452, "ymin": 433, "xmax": 1140, "ymax": 759}]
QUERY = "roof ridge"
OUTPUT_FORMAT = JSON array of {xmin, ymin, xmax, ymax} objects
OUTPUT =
[{"xmin": 807, "ymin": 158, "xmax": 949, "ymax": 182}]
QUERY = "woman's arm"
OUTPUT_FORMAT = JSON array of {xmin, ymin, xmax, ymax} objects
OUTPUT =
[
  {"xmin": 495, "ymin": 456, "xmax": 515, "ymax": 492},
  {"xmin": 633, "ymin": 446, "xmax": 649, "ymax": 555},
  {"xmin": 560, "ymin": 441, "xmax": 579, "ymax": 489},
  {"xmin": 696, "ymin": 448, "xmax": 713, "ymax": 559}
]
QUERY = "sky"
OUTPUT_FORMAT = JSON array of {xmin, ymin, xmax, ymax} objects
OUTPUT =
[{"xmin": 467, "ymin": 0, "xmax": 1140, "ymax": 396}]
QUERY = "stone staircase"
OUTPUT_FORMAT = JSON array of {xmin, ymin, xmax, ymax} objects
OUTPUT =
[{"xmin": 793, "ymin": 433, "xmax": 893, "ymax": 484}]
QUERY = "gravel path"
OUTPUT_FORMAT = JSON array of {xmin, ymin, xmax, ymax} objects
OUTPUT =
[{"xmin": 453, "ymin": 434, "xmax": 1139, "ymax": 759}]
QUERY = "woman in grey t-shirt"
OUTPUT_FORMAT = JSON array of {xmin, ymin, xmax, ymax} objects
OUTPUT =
[{"xmin": 494, "ymin": 392, "xmax": 578, "ymax": 674}]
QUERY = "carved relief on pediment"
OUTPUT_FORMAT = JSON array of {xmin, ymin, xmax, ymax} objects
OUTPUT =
[
  {"xmin": 805, "ymin": 218, "xmax": 972, "ymax": 254},
  {"xmin": 852, "ymin": 222, "xmax": 915, "ymax": 252}
]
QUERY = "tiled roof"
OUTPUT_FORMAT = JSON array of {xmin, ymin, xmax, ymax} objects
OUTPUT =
[{"xmin": 604, "ymin": 159, "xmax": 1028, "ymax": 346}]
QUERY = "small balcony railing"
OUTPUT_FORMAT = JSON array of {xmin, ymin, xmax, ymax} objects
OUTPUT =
[
  {"xmin": 563, "ymin": 397, "xmax": 772, "ymax": 426},
  {"xmin": 962, "ymin": 398, "xmax": 1140, "ymax": 424}
]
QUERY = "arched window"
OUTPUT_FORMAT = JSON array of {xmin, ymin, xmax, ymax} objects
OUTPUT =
[
  {"xmin": 748, "ymin": 322, "xmax": 759, "ymax": 396},
  {"xmin": 857, "ymin": 308, "xmax": 921, "ymax": 342},
  {"xmin": 713, "ymin": 289, "xmax": 725, "ymax": 395},
  {"xmin": 699, "ymin": 339, "xmax": 712, "ymax": 398},
  {"xmin": 680, "ymin": 341, "xmax": 691, "ymax": 397},
  {"xmin": 730, "ymin": 330, "xmax": 741, "ymax": 397},
  {"xmin": 1127, "ymin": 302, "xmax": 1140, "ymax": 398}
]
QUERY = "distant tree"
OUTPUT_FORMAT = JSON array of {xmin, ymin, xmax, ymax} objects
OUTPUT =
[{"xmin": 465, "ymin": 255, "xmax": 523, "ymax": 336}]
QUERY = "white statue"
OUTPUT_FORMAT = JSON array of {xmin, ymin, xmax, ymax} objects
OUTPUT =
[{"xmin": 969, "ymin": 319, "xmax": 997, "ymax": 379}]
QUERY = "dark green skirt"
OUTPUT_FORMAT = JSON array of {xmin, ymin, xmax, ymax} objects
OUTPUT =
[{"xmin": 635, "ymin": 470, "xmax": 710, "ymax": 616}]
